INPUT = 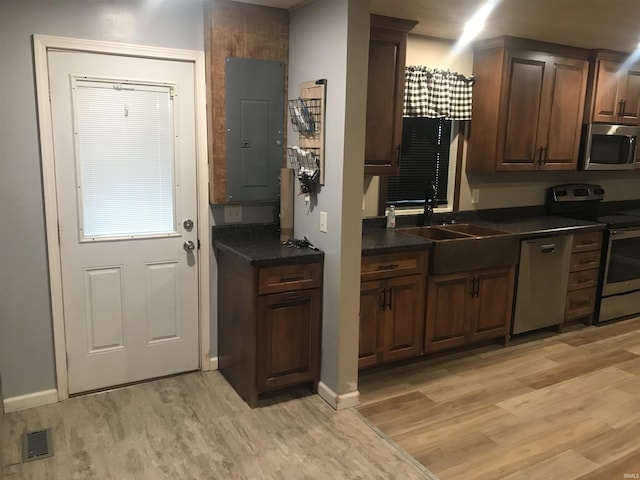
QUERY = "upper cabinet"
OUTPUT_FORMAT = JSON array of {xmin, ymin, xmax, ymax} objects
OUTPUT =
[
  {"xmin": 585, "ymin": 50, "xmax": 640, "ymax": 125},
  {"xmin": 364, "ymin": 15, "xmax": 417, "ymax": 175},
  {"xmin": 467, "ymin": 37, "xmax": 588, "ymax": 173}
]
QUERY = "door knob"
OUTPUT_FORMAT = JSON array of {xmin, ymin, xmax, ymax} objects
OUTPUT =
[{"xmin": 183, "ymin": 241, "xmax": 196, "ymax": 252}]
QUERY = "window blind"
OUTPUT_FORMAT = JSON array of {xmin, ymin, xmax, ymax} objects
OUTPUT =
[
  {"xmin": 386, "ymin": 117, "xmax": 452, "ymax": 207},
  {"xmin": 74, "ymin": 80, "xmax": 176, "ymax": 238}
]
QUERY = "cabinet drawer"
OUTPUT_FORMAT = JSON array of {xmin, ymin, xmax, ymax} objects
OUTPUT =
[
  {"xmin": 572, "ymin": 231, "xmax": 603, "ymax": 253},
  {"xmin": 570, "ymin": 250, "xmax": 601, "ymax": 272},
  {"xmin": 567, "ymin": 269, "xmax": 599, "ymax": 291},
  {"xmin": 565, "ymin": 287, "xmax": 597, "ymax": 320},
  {"xmin": 361, "ymin": 251, "xmax": 427, "ymax": 281},
  {"xmin": 258, "ymin": 263, "xmax": 322, "ymax": 295}
]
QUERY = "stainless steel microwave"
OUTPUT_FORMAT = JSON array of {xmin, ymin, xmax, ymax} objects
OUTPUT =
[{"xmin": 581, "ymin": 123, "xmax": 638, "ymax": 170}]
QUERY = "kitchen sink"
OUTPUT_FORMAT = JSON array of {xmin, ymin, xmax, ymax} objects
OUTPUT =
[
  {"xmin": 437, "ymin": 223, "xmax": 512, "ymax": 237},
  {"xmin": 397, "ymin": 224, "xmax": 519, "ymax": 274}
]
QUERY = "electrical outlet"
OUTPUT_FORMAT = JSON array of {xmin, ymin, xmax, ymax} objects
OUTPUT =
[
  {"xmin": 320, "ymin": 211, "xmax": 328, "ymax": 233},
  {"xmin": 471, "ymin": 189, "xmax": 480, "ymax": 204},
  {"xmin": 224, "ymin": 205, "xmax": 242, "ymax": 223}
]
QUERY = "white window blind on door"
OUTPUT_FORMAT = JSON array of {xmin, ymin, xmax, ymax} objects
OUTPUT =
[{"xmin": 73, "ymin": 79, "xmax": 176, "ymax": 239}]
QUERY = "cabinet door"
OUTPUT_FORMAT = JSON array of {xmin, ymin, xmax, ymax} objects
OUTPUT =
[
  {"xmin": 382, "ymin": 275, "xmax": 425, "ymax": 362},
  {"xmin": 592, "ymin": 59, "xmax": 624, "ymax": 123},
  {"xmin": 538, "ymin": 55, "xmax": 588, "ymax": 169},
  {"xmin": 499, "ymin": 51, "xmax": 547, "ymax": 170},
  {"xmin": 425, "ymin": 272, "xmax": 470, "ymax": 352},
  {"xmin": 468, "ymin": 267, "xmax": 514, "ymax": 343},
  {"xmin": 364, "ymin": 27, "xmax": 406, "ymax": 175},
  {"xmin": 256, "ymin": 289, "xmax": 321, "ymax": 391},
  {"xmin": 620, "ymin": 66, "xmax": 640, "ymax": 125},
  {"xmin": 359, "ymin": 280, "xmax": 384, "ymax": 368}
]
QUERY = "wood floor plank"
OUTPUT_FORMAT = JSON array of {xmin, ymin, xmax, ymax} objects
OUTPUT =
[
  {"xmin": 498, "ymin": 450, "xmax": 598, "ymax": 480},
  {"xmin": 356, "ymin": 391, "xmax": 437, "ymax": 436},
  {"xmin": 520, "ymin": 350, "xmax": 640, "ymax": 390},
  {"xmin": 574, "ymin": 450, "xmax": 640, "ymax": 480},
  {"xmin": 357, "ymin": 317, "xmax": 640, "ymax": 480},
  {"xmin": 574, "ymin": 418, "xmax": 640, "ymax": 466},
  {"xmin": 437, "ymin": 417, "xmax": 610, "ymax": 480},
  {"xmin": 407, "ymin": 430, "xmax": 498, "ymax": 474}
]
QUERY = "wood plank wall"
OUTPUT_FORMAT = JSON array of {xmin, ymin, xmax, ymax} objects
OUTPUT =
[{"xmin": 205, "ymin": 0, "xmax": 289, "ymax": 204}]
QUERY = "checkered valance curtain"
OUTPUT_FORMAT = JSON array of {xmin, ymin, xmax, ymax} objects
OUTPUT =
[{"xmin": 403, "ymin": 66, "xmax": 475, "ymax": 120}]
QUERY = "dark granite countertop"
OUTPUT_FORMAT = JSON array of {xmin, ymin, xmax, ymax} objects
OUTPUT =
[
  {"xmin": 213, "ymin": 215, "xmax": 605, "ymax": 265},
  {"xmin": 471, "ymin": 216, "xmax": 606, "ymax": 238},
  {"xmin": 361, "ymin": 228, "xmax": 432, "ymax": 255},
  {"xmin": 212, "ymin": 224, "xmax": 323, "ymax": 266}
]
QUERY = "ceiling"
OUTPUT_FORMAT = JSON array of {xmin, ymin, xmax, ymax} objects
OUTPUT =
[{"xmin": 233, "ymin": 0, "xmax": 640, "ymax": 53}]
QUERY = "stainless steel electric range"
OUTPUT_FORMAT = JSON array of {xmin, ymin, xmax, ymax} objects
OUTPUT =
[{"xmin": 547, "ymin": 184, "xmax": 640, "ymax": 324}]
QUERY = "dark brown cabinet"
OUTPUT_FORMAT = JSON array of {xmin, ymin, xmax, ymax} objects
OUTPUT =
[
  {"xmin": 426, "ymin": 266, "xmax": 515, "ymax": 352},
  {"xmin": 467, "ymin": 37, "xmax": 588, "ymax": 173},
  {"xmin": 364, "ymin": 15, "xmax": 417, "ymax": 175},
  {"xmin": 218, "ymin": 254, "xmax": 322, "ymax": 407},
  {"xmin": 563, "ymin": 230, "xmax": 603, "ymax": 325},
  {"xmin": 358, "ymin": 250, "xmax": 427, "ymax": 368},
  {"xmin": 586, "ymin": 52, "xmax": 640, "ymax": 125}
]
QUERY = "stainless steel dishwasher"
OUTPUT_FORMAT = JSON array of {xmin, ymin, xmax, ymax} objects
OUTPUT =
[{"xmin": 512, "ymin": 234, "xmax": 574, "ymax": 334}]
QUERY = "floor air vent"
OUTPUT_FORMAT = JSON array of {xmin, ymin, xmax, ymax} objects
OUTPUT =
[{"xmin": 22, "ymin": 429, "xmax": 53, "ymax": 462}]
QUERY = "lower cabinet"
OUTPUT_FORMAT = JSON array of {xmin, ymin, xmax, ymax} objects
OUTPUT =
[
  {"xmin": 563, "ymin": 230, "xmax": 602, "ymax": 325},
  {"xmin": 256, "ymin": 289, "xmax": 321, "ymax": 391},
  {"xmin": 218, "ymin": 251, "xmax": 322, "ymax": 407},
  {"xmin": 425, "ymin": 266, "xmax": 515, "ymax": 352},
  {"xmin": 359, "ymin": 250, "xmax": 428, "ymax": 368}
]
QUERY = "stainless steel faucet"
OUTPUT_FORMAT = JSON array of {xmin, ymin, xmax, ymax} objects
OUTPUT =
[{"xmin": 422, "ymin": 182, "xmax": 437, "ymax": 226}]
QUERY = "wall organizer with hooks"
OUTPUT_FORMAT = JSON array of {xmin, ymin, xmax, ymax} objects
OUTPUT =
[{"xmin": 287, "ymin": 79, "xmax": 326, "ymax": 194}]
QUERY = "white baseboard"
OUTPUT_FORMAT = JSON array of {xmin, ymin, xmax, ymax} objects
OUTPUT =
[
  {"xmin": 317, "ymin": 381, "xmax": 360, "ymax": 410},
  {"xmin": 205, "ymin": 357, "xmax": 218, "ymax": 371},
  {"xmin": 3, "ymin": 389, "xmax": 58, "ymax": 413}
]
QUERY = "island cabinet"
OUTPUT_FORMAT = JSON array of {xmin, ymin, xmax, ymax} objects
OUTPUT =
[
  {"xmin": 364, "ymin": 15, "xmax": 417, "ymax": 175},
  {"xmin": 585, "ymin": 50, "xmax": 640, "ymax": 125},
  {"xmin": 425, "ymin": 266, "xmax": 515, "ymax": 352},
  {"xmin": 563, "ymin": 230, "xmax": 603, "ymax": 325},
  {"xmin": 218, "ymin": 252, "xmax": 322, "ymax": 408},
  {"xmin": 358, "ymin": 250, "xmax": 428, "ymax": 368},
  {"xmin": 467, "ymin": 37, "xmax": 588, "ymax": 173}
]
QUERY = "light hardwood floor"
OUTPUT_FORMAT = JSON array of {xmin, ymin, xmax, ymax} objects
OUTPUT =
[
  {"xmin": 357, "ymin": 317, "xmax": 640, "ymax": 480},
  {"xmin": 2, "ymin": 372, "xmax": 430, "ymax": 480}
]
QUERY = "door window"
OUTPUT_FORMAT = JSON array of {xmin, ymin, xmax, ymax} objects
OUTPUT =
[{"xmin": 73, "ymin": 78, "xmax": 177, "ymax": 240}]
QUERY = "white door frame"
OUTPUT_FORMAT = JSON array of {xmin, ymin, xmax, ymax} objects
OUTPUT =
[{"xmin": 33, "ymin": 34, "xmax": 211, "ymax": 401}]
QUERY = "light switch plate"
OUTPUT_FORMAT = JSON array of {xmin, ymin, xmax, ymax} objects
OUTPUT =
[
  {"xmin": 320, "ymin": 211, "xmax": 328, "ymax": 233},
  {"xmin": 471, "ymin": 189, "xmax": 480, "ymax": 204},
  {"xmin": 224, "ymin": 205, "xmax": 242, "ymax": 223}
]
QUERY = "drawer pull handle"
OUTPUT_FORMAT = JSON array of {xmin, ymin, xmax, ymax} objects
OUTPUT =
[
  {"xmin": 282, "ymin": 294, "xmax": 303, "ymax": 302},
  {"xmin": 377, "ymin": 264, "xmax": 399, "ymax": 271},
  {"xmin": 577, "ymin": 278, "xmax": 590, "ymax": 283},
  {"xmin": 280, "ymin": 275, "xmax": 304, "ymax": 283},
  {"xmin": 580, "ymin": 258, "xmax": 594, "ymax": 264},
  {"xmin": 574, "ymin": 299, "xmax": 590, "ymax": 306}
]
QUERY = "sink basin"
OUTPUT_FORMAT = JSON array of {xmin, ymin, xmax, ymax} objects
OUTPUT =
[
  {"xmin": 396, "ymin": 226, "xmax": 469, "ymax": 241},
  {"xmin": 437, "ymin": 223, "xmax": 512, "ymax": 237},
  {"xmin": 397, "ymin": 224, "xmax": 519, "ymax": 274}
]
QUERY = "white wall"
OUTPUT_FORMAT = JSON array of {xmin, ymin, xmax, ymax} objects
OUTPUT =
[
  {"xmin": 289, "ymin": 0, "xmax": 369, "ymax": 404},
  {"xmin": 0, "ymin": 0, "xmax": 204, "ymax": 399}
]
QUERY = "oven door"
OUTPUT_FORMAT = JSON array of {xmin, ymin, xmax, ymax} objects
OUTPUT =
[{"xmin": 602, "ymin": 228, "xmax": 640, "ymax": 296}]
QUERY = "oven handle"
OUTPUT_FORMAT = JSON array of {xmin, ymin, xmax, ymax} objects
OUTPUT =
[
  {"xmin": 627, "ymin": 136, "xmax": 636, "ymax": 165},
  {"xmin": 610, "ymin": 228, "xmax": 640, "ymax": 240}
]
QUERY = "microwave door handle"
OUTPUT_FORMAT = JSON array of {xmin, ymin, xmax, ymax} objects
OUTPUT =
[{"xmin": 629, "ymin": 136, "xmax": 636, "ymax": 165}]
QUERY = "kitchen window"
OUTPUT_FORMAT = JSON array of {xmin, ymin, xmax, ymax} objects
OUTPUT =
[{"xmin": 385, "ymin": 117, "xmax": 459, "ymax": 212}]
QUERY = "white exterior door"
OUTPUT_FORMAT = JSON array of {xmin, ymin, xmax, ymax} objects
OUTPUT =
[{"xmin": 48, "ymin": 50, "xmax": 199, "ymax": 394}]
